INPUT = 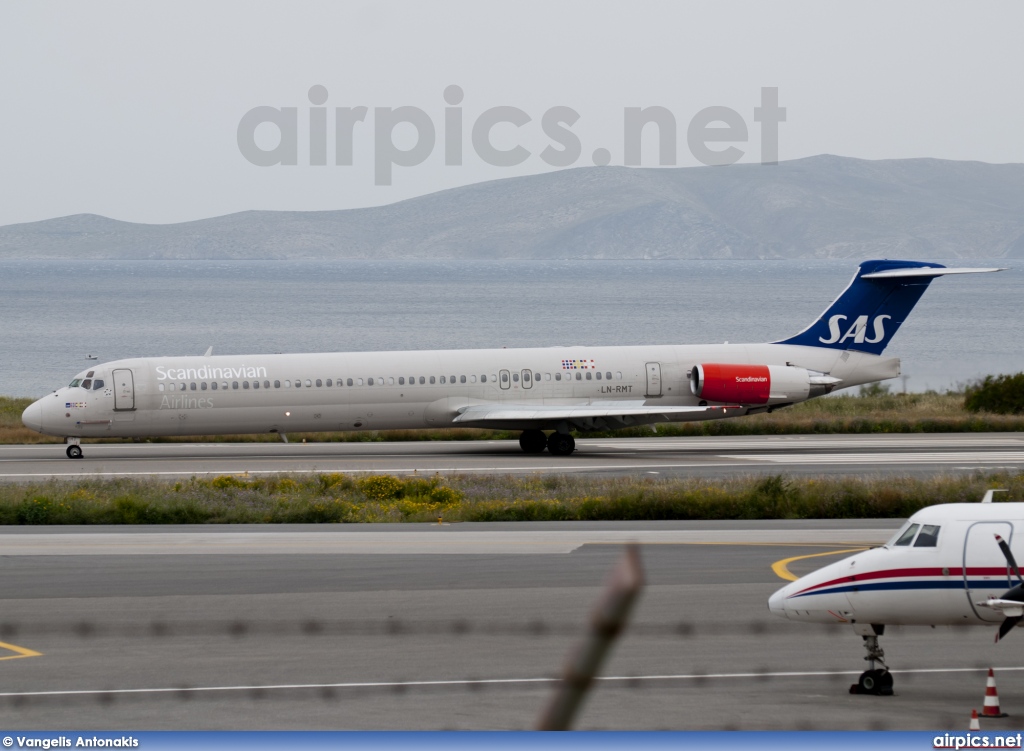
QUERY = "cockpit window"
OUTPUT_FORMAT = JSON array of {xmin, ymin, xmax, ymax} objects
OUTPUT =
[
  {"xmin": 92, "ymin": 379, "xmax": 104, "ymax": 390},
  {"xmin": 914, "ymin": 525, "xmax": 941, "ymax": 547},
  {"xmin": 81, "ymin": 379, "xmax": 92, "ymax": 389},
  {"xmin": 892, "ymin": 523, "xmax": 920, "ymax": 547},
  {"xmin": 69, "ymin": 379, "xmax": 82, "ymax": 388}
]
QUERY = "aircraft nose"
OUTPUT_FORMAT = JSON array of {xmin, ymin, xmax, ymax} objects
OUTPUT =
[
  {"xmin": 22, "ymin": 399, "xmax": 43, "ymax": 432},
  {"xmin": 768, "ymin": 587, "xmax": 790, "ymax": 619}
]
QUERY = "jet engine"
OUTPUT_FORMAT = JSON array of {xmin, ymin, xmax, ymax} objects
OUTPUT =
[{"xmin": 689, "ymin": 363, "xmax": 840, "ymax": 405}]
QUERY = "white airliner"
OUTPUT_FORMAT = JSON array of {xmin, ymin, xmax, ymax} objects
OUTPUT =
[
  {"xmin": 21, "ymin": 260, "xmax": 1003, "ymax": 459},
  {"xmin": 769, "ymin": 491, "xmax": 1022, "ymax": 696}
]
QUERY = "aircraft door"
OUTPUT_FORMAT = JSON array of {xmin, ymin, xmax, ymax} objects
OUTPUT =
[
  {"xmin": 499, "ymin": 369, "xmax": 511, "ymax": 390},
  {"xmin": 645, "ymin": 362, "xmax": 662, "ymax": 398},
  {"xmin": 963, "ymin": 521, "xmax": 1014, "ymax": 622},
  {"xmin": 112, "ymin": 369, "xmax": 136, "ymax": 411},
  {"xmin": 521, "ymin": 370, "xmax": 532, "ymax": 389}
]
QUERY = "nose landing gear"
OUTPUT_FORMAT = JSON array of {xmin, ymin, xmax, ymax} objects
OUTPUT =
[{"xmin": 850, "ymin": 624, "xmax": 893, "ymax": 695}]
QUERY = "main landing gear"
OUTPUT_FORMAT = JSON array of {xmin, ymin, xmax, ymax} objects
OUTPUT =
[
  {"xmin": 65, "ymin": 438, "xmax": 83, "ymax": 460},
  {"xmin": 850, "ymin": 624, "xmax": 894, "ymax": 696},
  {"xmin": 518, "ymin": 430, "xmax": 576, "ymax": 456}
]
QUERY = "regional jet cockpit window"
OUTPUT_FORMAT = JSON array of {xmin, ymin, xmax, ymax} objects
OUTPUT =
[
  {"xmin": 913, "ymin": 525, "xmax": 941, "ymax": 547},
  {"xmin": 891, "ymin": 523, "xmax": 920, "ymax": 547}
]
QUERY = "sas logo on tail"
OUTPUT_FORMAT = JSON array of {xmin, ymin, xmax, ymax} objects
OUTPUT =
[{"xmin": 819, "ymin": 314, "xmax": 891, "ymax": 345}]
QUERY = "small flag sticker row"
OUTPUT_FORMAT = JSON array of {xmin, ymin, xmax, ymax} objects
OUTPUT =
[{"xmin": 561, "ymin": 359, "xmax": 596, "ymax": 370}]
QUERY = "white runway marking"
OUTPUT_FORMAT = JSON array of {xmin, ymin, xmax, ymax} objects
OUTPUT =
[
  {"xmin": 727, "ymin": 452, "xmax": 1024, "ymax": 464},
  {"xmin": 5, "ymin": 665, "xmax": 1023, "ymax": 698}
]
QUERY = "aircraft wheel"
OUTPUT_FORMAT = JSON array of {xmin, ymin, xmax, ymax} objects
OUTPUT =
[
  {"xmin": 854, "ymin": 669, "xmax": 893, "ymax": 696},
  {"xmin": 66, "ymin": 445, "xmax": 83, "ymax": 460},
  {"xmin": 518, "ymin": 430, "xmax": 547, "ymax": 454},
  {"xmin": 547, "ymin": 433, "xmax": 575, "ymax": 456}
]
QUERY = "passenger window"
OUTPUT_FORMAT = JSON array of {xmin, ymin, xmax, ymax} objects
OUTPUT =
[
  {"xmin": 347, "ymin": 378, "xmax": 354, "ymax": 386},
  {"xmin": 264, "ymin": 381, "xmax": 270, "ymax": 389},
  {"xmin": 368, "ymin": 377, "xmax": 374, "ymax": 386},
  {"xmin": 460, "ymin": 375, "xmax": 466, "ymax": 383},
  {"xmin": 480, "ymin": 375, "xmax": 486, "ymax": 383},
  {"xmin": 596, "ymin": 372, "xmax": 602, "ymax": 380},
  {"xmin": 606, "ymin": 372, "xmax": 612, "ymax": 380},
  {"xmin": 315, "ymin": 379, "xmax": 322, "ymax": 387},
  {"xmin": 305, "ymin": 379, "xmax": 312, "ymax": 388},
  {"xmin": 221, "ymin": 382, "xmax": 228, "ymax": 390},
  {"xmin": 399, "ymin": 377, "xmax": 405, "ymax": 385},
  {"xmin": 440, "ymin": 376, "xmax": 446, "ymax": 384},
  {"xmin": 180, "ymin": 383, "xmax": 186, "ymax": 391},
  {"xmin": 450, "ymin": 375, "xmax": 456, "ymax": 383},
  {"xmin": 419, "ymin": 376, "xmax": 425, "ymax": 384},
  {"xmin": 555, "ymin": 373, "xmax": 561, "ymax": 381},
  {"xmin": 325, "ymin": 379, "xmax": 332, "ymax": 387},
  {"xmin": 82, "ymin": 379, "xmax": 92, "ymax": 389},
  {"xmin": 357, "ymin": 378, "xmax": 364, "ymax": 386},
  {"xmin": 429, "ymin": 376, "xmax": 436, "ymax": 384},
  {"xmin": 893, "ymin": 523, "xmax": 920, "ymax": 547},
  {"xmin": 544, "ymin": 373, "xmax": 551, "ymax": 381},
  {"xmin": 232, "ymin": 381, "xmax": 239, "ymax": 390},
  {"xmin": 575, "ymin": 372, "xmax": 582, "ymax": 381},
  {"xmin": 470, "ymin": 375, "xmax": 477, "ymax": 383},
  {"xmin": 914, "ymin": 525, "xmax": 941, "ymax": 547},
  {"xmin": 491, "ymin": 374, "xmax": 497, "ymax": 383},
  {"xmin": 201, "ymin": 382, "xmax": 208, "ymax": 391},
  {"xmin": 389, "ymin": 377, "xmax": 395, "ymax": 385},
  {"xmin": 616, "ymin": 372, "xmax": 622, "ymax": 380},
  {"xmin": 158, "ymin": 383, "xmax": 165, "ymax": 392},
  {"xmin": 212, "ymin": 382, "xmax": 218, "ymax": 390},
  {"xmin": 243, "ymin": 381, "xmax": 250, "ymax": 389},
  {"xmin": 190, "ymin": 383, "xmax": 197, "ymax": 391},
  {"xmin": 285, "ymin": 380, "xmax": 291, "ymax": 388},
  {"xmin": 274, "ymin": 380, "xmax": 280, "ymax": 388},
  {"xmin": 523, "ymin": 372, "xmax": 531, "ymax": 383},
  {"xmin": 586, "ymin": 372, "xmax": 592, "ymax": 380},
  {"xmin": 295, "ymin": 380, "xmax": 301, "ymax": 388},
  {"xmin": 513, "ymin": 373, "xmax": 519, "ymax": 383},
  {"xmin": 253, "ymin": 381, "xmax": 259, "ymax": 389},
  {"xmin": 501, "ymin": 373, "xmax": 509, "ymax": 383}
]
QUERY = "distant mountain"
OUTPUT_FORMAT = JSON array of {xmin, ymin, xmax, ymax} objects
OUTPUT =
[{"xmin": 3, "ymin": 155, "xmax": 1024, "ymax": 260}]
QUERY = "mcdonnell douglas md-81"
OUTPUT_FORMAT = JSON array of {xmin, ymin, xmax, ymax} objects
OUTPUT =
[{"xmin": 21, "ymin": 260, "xmax": 1004, "ymax": 459}]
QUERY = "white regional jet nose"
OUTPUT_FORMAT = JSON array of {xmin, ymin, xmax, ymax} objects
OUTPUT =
[
  {"xmin": 768, "ymin": 587, "xmax": 790, "ymax": 619},
  {"xmin": 21, "ymin": 399, "xmax": 43, "ymax": 432}
]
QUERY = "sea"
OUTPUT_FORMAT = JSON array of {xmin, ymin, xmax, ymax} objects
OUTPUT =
[{"xmin": 0, "ymin": 259, "xmax": 1018, "ymax": 398}]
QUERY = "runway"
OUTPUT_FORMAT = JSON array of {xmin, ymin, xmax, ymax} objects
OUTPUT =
[
  {"xmin": 2, "ymin": 432, "xmax": 1023, "ymax": 480},
  {"xmin": 2, "ymin": 522, "xmax": 1023, "ymax": 730}
]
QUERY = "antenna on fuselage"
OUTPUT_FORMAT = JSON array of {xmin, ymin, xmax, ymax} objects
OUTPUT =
[{"xmin": 982, "ymin": 489, "xmax": 1009, "ymax": 503}]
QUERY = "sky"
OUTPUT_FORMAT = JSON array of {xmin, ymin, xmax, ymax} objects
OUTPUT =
[{"xmin": 1, "ymin": 1, "xmax": 1022, "ymax": 227}]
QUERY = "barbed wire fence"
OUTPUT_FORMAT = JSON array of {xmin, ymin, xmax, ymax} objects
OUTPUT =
[{"xmin": 0, "ymin": 547, "xmax": 1010, "ymax": 730}]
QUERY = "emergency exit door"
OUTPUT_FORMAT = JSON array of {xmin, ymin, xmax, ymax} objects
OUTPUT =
[
  {"xmin": 113, "ymin": 369, "xmax": 135, "ymax": 411},
  {"xmin": 645, "ymin": 362, "xmax": 662, "ymax": 397}
]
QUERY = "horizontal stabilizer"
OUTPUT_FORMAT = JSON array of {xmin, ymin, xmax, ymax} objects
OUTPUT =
[{"xmin": 861, "ymin": 267, "xmax": 1006, "ymax": 279}]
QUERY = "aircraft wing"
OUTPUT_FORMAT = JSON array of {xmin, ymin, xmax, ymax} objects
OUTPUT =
[{"xmin": 451, "ymin": 401, "xmax": 740, "ymax": 430}]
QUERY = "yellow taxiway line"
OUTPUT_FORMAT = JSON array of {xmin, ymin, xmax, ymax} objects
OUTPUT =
[
  {"xmin": 0, "ymin": 640, "xmax": 42, "ymax": 661},
  {"xmin": 771, "ymin": 547, "xmax": 870, "ymax": 582}
]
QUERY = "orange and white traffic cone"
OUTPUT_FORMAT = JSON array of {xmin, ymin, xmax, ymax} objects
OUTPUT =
[
  {"xmin": 970, "ymin": 709, "xmax": 981, "ymax": 730},
  {"xmin": 981, "ymin": 668, "xmax": 1009, "ymax": 718}
]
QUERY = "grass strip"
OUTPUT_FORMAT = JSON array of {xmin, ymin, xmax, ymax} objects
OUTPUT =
[{"xmin": 3, "ymin": 470, "xmax": 1021, "ymax": 525}]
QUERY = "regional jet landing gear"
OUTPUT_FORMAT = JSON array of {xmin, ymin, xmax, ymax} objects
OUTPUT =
[
  {"xmin": 850, "ymin": 624, "xmax": 893, "ymax": 696},
  {"xmin": 517, "ymin": 430, "xmax": 576, "ymax": 456},
  {"xmin": 64, "ymin": 438, "xmax": 83, "ymax": 460}
]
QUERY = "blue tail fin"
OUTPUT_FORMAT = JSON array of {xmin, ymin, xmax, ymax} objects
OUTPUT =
[{"xmin": 775, "ymin": 260, "xmax": 946, "ymax": 355}]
